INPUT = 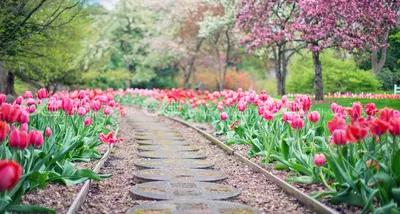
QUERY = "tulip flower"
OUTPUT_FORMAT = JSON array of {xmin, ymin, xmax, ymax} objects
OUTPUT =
[
  {"xmin": 379, "ymin": 108, "xmax": 394, "ymax": 122},
  {"xmin": 0, "ymin": 94, "xmax": 6, "ymax": 105},
  {"xmin": 78, "ymin": 90, "xmax": 86, "ymax": 99},
  {"xmin": 370, "ymin": 118, "xmax": 389, "ymax": 136},
  {"xmin": 366, "ymin": 160, "xmax": 379, "ymax": 170},
  {"xmin": 220, "ymin": 112, "xmax": 228, "ymax": 121},
  {"xmin": 84, "ymin": 117, "xmax": 92, "ymax": 127},
  {"xmin": 45, "ymin": 127, "xmax": 52, "ymax": 137},
  {"xmin": 78, "ymin": 107, "xmax": 86, "ymax": 117},
  {"xmin": 37, "ymin": 88, "xmax": 49, "ymax": 99},
  {"xmin": 0, "ymin": 104, "xmax": 21, "ymax": 123},
  {"xmin": 24, "ymin": 91, "xmax": 33, "ymax": 99},
  {"xmin": 346, "ymin": 124, "xmax": 368, "ymax": 143},
  {"xmin": 17, "ymin": 111, "xmax": 29, "ymax": 124},
  {"xmin": 389, "ymin": 118, "xmax": 400, "ymax": 136},
  {"xmin": 308, "ymin": 111, "xmax": 320, "ymax": 123},
  {"xmin": 365, "ymin": 103, "xmax": 378, "ymax": 117},
  {"xmin": 290, "ymin": 115, "xmax": 304, "ymax": 130},
  {"xmin": 28, "ymin": 130, "xmax": 44, "ymax": 148},
  {"xmin": 263, "ymin": 111, "xmax": 274, "ymax": 121},
  {"xmin": 99, "ymin": 132, "xmax": 123, "ymax": 144},
  {"xmin": 0, "ymin": 160, "xmax": 22, "ymax": 191},
  {"xmin": 0, "ymin": 121, "xmax": 10, "ymax": 142},
  {"xmin": 104, "ymin": 106, "xmax": 112, "ymax": 115},
  {"xmin": 91, "ymin": 100, "xmax": 101, "ymax": 112},
  {"xmin": 9, "ymin": 126, "xmax": 29, "ymax": 150},
  {"xmin": 14, "ymin": 96, "xmax": 23, "ymax": 105},
  {"xmin": 327, "ymin": 118, "xmax": 347, "ymax": 133},
  {"xmin": 332, "ymin": 129, "xmax": 347, "ymax": 145},
  {"xmin": 62, "ymin": 98, "xmax": 73, "ymax": 112},
  {"xmin": 47, "ymin": 100, "xmax": 59, "ymax": 112},
  {"xmin": 349, "ymin": 102, "xmax": 362, "ymax": 122},
  {"xmin": 20, "ymin": 123, "xmax": 28, "ymax": 132},
  {"xmin": 29, "ymin": 105, "xmax": 36, "ymax": 114},
  {"xmin": 314, "ymin": 153, "xmax": 326, "ymax": 166}
]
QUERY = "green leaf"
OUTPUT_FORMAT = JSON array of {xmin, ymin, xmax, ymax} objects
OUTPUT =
[
  {"xmin": 286, "ymin": 176, "xmax": 319, "ymax": 184},
  {"xmin": 310, "ymin": 191, "xmax": 337, "ymax": 199},
  {"xmin": 74, "ymin": 169, "xmax": 101, "ymax": 181},
  {"xmin": 6, "ymin": 205, "xmax": 55, "ymax": 214},
  {"xmin": 331, "ymin": 190, "xmax": 365, "ymax": 207},
  {"xmin": 281, "ymin": 139, "xmax": 290, "ymax": 160}
]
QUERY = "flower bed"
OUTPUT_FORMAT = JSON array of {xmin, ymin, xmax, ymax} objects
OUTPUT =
[
  {"xmin": 0, "ymin": 89, "xmax": 124, "ymax": 213},
  {"xmin": 117, "ymin": 88, "xmax": 400, "ymax": 213}
]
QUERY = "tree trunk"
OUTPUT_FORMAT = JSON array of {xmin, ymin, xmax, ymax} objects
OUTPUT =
[
  {"xmin": 312, "ymin": 50, "xmax": 323, "ymax": 100},
  {"xmin": 183, "ymin": 39, "xmax": 204, "ymax": 89},
  {"xmin": 0, "ymin": 66, "xmax": 16, "ymax": 95},
  {"xmin": 371, "ymin": 31, "xmax": 389, "ymax": 74},
  {"xmin": 273, "ymin": 47, "xmax": 285, "ymax": 96}
]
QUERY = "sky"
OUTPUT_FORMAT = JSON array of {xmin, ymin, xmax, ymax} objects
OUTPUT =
[{"xmin": 97, "ymin": 0, "xmax": 119, "ymax": 10}]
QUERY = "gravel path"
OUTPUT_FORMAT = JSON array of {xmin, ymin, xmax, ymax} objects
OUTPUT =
[{"xmin": 77, "ymin": 106, "xmax": 313, "ymax": 214}]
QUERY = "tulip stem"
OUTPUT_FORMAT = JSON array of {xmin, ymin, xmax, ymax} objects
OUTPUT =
[
  {"xmin": 319, "ymin": 170, "xmax": 333, "ymax": 191},
  {"xmin": 297, "ymin": 131, "xmax": 303, "ymax": 153}
]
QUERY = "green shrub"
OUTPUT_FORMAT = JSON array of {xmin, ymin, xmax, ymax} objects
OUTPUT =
[
  {"xmin": 81, "ymin": 69, "xmax": 132, "ymax": 90},
  {"xmin": 287, "ymin": 50, "xmax": 381, "ymax": 94},
  {"xmin": 376, "ymin": 68, "xmax": 400, "ymax": 91}
]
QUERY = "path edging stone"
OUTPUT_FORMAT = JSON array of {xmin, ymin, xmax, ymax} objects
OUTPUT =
[{"xmin": 66, "ymin": 128, "xmax": 119, "ymax": 214}]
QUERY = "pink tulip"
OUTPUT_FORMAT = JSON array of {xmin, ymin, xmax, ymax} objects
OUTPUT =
[
  {"xmin": 220, "ymin": 112, "xmax": 228, "ymax": 121},
  {"xmin": 84, "ymin": 117, "xmax": 92, "ymax": 127},
  {"xmin": 78, "ymin": 107, "xmax": 86, "ymax": 117},
  {"xmin": 314, "ymin": 153, "xmax": 326, "ymax": 166},
  {"xmin": 45, "ymin": 127, "xmax": 52, "ymax": 137},
  {"xmin": 9, "ymin": 126, "xmax": 29, "ymax": 150},
  {"xmin": 290, "ymin": 115, "xmax": 304, "ymax": 129},
  {"xmin": 28, "ymin": 130, "xmax": 44, "ymax": 148},
  {"xmin": 37, "ymin": 89, "xmax": 49, "ymax": 99},
  {"xmin": 104, "ymin": 106, "xmax": 112, "ymax": 115},
  {"xmin": 0, "ymin": 94, "xmax": 6, "ymax": 105},
  {"xmin": 308, "ymin": 111, "xmax": 320, "ymax": 123},
  {"xmin": 24, "ymin": 91, "xmax": 33, "ymax": 99}
]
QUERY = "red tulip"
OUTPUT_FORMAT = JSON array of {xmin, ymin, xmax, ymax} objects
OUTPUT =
[
  {"xmin": 0, "ymin": 104, "xmax": 21, "ymax": 123},
  {"xmin": 389, "ymin": 118, "xmax": 400, "ymax": 136},
  {"xmin": 0, "ymin": 160, "xmax": 22, "ymax": 191},
  {"xmin": 28, "ymin": 130, "xmax": 44, "ymax": 148},
  {"xmin": 327, "ymin": 118, "xmax": 347, "ymax": 133},
  {"xmin": 0, "ymin": 94, "xmax": 6, "ymax": 105},
  {"xmin": 290, "ymin": 115, "xmax": 304, "ymax": 130},
  {"xmin": 314, "ymin": 153, "xmax": 326, "ymax": 166},
  {"xmin": 349, "ymin": 102, "xmax": 362, "ymax": 121},
  {"xmin": 84, "ymin": 117, "xmax": 92, "ymax": 127},
  {"xmin": 9, "ymin": 126, "xmax": 29, "ymax": 150},
  {"xmin": 99, "ymin": 132, "xmax": 123, "ymax": 144},
  {"xmin": 346, "ymin": 124, "xmax": 368, "ymax": 143},
  {"xmin": 0, "ymin": 121, "xmax": 10, "ymax": 142},
  {"xmin": 220, "ymin": 112, "xmax": 228, "ymax": 121},
  {"xmin": 308, "ymin": 111, "xmax": 320, "ymax": 123},
  {"xmin": 37, "ymin": 88, "xmax": 49, "ymax": 99},
  {"xmin": 45, "ymin": 127, "xmax": 52, "ymax": 137},
  {"xmin": 332, "ymin": 129, "xmax": 347, "ymax": 145},
  {"xmin": 62, "ymin": 98, "xmax": 73, "ymax": 112},
  {"xmin": 370, "ymin": 118, "xmax": 389, "ymax": 136},
  {"xmin": 379, "ymin": 108, "xmax": 394, "ymax": 122},
  {"xmin": 365, "ymin": 103, "xmax": 378, "ymax": 117}
]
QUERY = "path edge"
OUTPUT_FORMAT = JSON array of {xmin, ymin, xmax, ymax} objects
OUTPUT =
[
  {"xmin": 166, "ymin": 116, "xmax": 339, "ymax": 214},
  {"xmin": 66, "ymin": 127, "xmax": 119, "ymax": 214}
]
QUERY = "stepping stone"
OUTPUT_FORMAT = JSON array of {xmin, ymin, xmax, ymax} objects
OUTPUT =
[
  {"xmin": 135, "ymin": 136, "xmax": 185, "ymax": 141},
  {"xmin": 127, "ymin": 199, "xmax": 261, "ymax": 214},
  {"xmin": 136, "ymin": 140, "xmax": 190, "ymax": 146},
  {"xmin": 134, "ymin": 169, "xmax": 227, "ymax": 181},
  {"xmin": 138, "ymin": 145, "xmax": 199, "ymax": 151},
  {"xmin": 135, "ymin": 159, "xmax": 214, "ymax": 169},
  {"xmin": 130, "ymin": 181, "xmax": 240, "ymax": 200},
  {"xmin": 138, "ymin": 151, "xmax": 206, "ymax": 159}
]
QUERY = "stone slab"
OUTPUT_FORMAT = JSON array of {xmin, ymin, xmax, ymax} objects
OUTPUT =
[
  {"xmin": 134, "ymin": 169, "xmax": 227, "ymax": 181},
  {"xmin": 135, "ymin": 136, "xmax": 185, "ymax": 141},
  {"xmin": 130, "ymin": 181, "xmax": 240, "ymax": 200},
  {"xmin": 127, "ymin": 199, "xmax": 261, "ymax": 214},
  {"xmin": 136, "ymin": 140, "xmax": 190, "ymax": 146},
  {"xmin": 135, "ymin": 159, "xmax": 214, "ymax": 169},
  {"xmin": 138, "ymin": 151, "xmax": 206, "ymax": 159},
  {"xmin": 138, "ymin": 145, "xmax": 199, "ymax": 151}
]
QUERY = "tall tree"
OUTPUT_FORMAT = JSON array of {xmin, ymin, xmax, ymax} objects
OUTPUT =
[{"xmin": 0, "ymin": 0, "xmax": 86, "ymax": 94}]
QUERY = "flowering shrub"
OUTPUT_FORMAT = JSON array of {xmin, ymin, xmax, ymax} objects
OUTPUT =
[
  {"xmin": 0, "ymin": 88, "xmax": 124, "ymax": 213},
  {"xmin": 118, "ymin": 88, "xmax": 400, "ymax": 212}
]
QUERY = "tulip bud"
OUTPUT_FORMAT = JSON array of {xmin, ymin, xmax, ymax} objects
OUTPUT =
[
  {"xmin": 78, "ymin": 90, "xmax": 86, "ymax": 99},
  {"xmin": 37, "ymin": 88, "xmax": 49, "ymax": 99},
  {"xmin": 290, "ymin": 115, "xmax": 304, "ymax": 130},
  {"xmin": 20, "ymin": 123, "xmax": 28, "ymax": 132},
  {"xmin": 14, "ymin": 96, "xmax": 23, "ymax": 105},
  {"xmin": 0, "ymin": 121, "xmax": 10, "ymax": 142},
  {"xmin": 9, "ymin": 126, "xmax": 29, "ymax": 150},
  {"xmin": 389, "ymin": 118, "xmax": 400, "ymax": 136},
  {"xmin": 0, "ymin": 160, "xmax": 22, "ymax": 191},
  {"xmin": 332, "ymin": 129, "xmax": 347, "ymax": 145},
  {"xmin": 308, "ymin": 111, "xmax": 320, "ymax": 123},
  {"xmin": 84, "ymin": 117, "xmax": 92, "ymax": 127},
  {"xmin": 78, "ymin": 107, "xmax": 86, "ymax": 117},
  {"xmin": 45, "ymin": 127, "xmax": 52, "ymax": 137},
  {"xmin": 24, "ymin": 91, "xmax": 33, "ymax": 99},
  {"xmin": 29, "ymin": 130, "xmax": 44, "ymax": 148},
  {"xmin": 17, "ymin": 111, "xmax": 29, "ymax": 124},
  {"xmin": 62, "ymin": 98, "xmax": 73, "ymax": 112},
  {"xmin": 220, "ymin": 112, "xmax": 228, "ymax": 121},
  {"xmin": 314, "ymin": 153, "xmax": 326, "ymax": 166},
  {"xmin": 29, "ymin": 105, "xmax": 36, "ymax": 114},
  {"xmin": 104, "ymin": 106, "xmax": 112, "ymax": 115}
]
